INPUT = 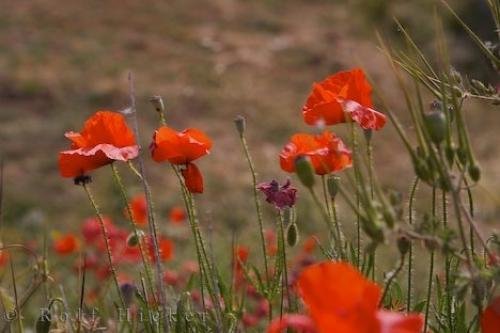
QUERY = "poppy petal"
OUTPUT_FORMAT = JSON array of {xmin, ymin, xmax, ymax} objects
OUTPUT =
[
  {"xmin": 267, "ymin": 314, "xmax": 316, "ymax": 333},
  {"xmin": 377, "ymin": 310, "xmax": 423, "ymax": 333},
  {"xmin": 481, "ymin": 296, "xmax": 500, "ymax": 333},
  {"xmin": 181, "ymin": 163, "xmax": 204, "ymax": 193}
]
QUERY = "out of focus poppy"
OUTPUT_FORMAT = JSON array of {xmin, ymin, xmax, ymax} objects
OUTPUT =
[
  {"xmin": 151, "ymin": 126, "xmax": 212, "ymax": 193},
  {"xmin": 54, "ymin": 233, "xmax": 79, "ymax": 255},
  {"xmin": 126, "ymin": 195, "xmax": 148, "ymax": 226},
  {"xmin": 302, "ymin": 68, "xmax": 386, "ymax": 130},
  {"xmin": 59, "ymin": 111, "xmax": 139, "ymax": 178},
  {"xmin": 147, "ymin": 237, "xmax": 174, "ymax": 262},
  {"xmin": 267, "ymin": 314, "xmax": 316, "ymax": 333},
  {"xmin": 168, "ymin": 206, "xmax": 186, "ymax": 225},
  {"xmin": 295, "ymin": 261, "xmax": 423, "ymax": 333},
  {"xmin": 482, "ymin": 296, "xmax": 500, "ymax": 333},
  {"xmin": 280, "ymin": 131, "xmax": 352, "ymax": 175}
]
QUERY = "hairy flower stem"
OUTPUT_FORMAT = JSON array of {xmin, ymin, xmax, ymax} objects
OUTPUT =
[
  {"xmin": 110, "ymin": 164, "xmax": 156, "ymax": 303},
  {"xmin": 349, "ymin": 122, "xmax": 361, "ymax": 268},
  {"xmin": 366, "ymin": 138, "xmax": 376, "ymax": 280},
  {"xmin": 321, "ymin": 176, "xmax": 345, "ymax": 259},
  {"xmin": 308, "ymin": 188, "xmax": 339, "ymax": 256},
  {"xmin": 82, "ymin": 183, "xmax": 127, "ymax": 313},
  {"xmin": 379, "ymin": 254, "xmax": 406, "ymax": 308},
  {"xmin": 278, "ymin": 212, "xmax": 292, "ymax": 313},
  {"xmin": 406, "ymin": 178, "xmax": 419, "ymax": 312},
  {"xmin": 127, "ymin": 73, "xmax": 168, "ymax": 330},
  {"xmin": 442, "ymin": 190, "xmax": 453, "ymax": 331},
  {"xmin": 237, "ymin": 134, "xmax": 271, "ymax": 306},
  {"xmin": 171, "ymin": 165, "xmax": 223, "ymax": 327},
  {"xmin": 424, "ymin": 187, "xmax": 437, "ymax": 333}
]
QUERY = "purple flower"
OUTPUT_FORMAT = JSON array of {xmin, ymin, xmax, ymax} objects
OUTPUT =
[{"xmin": 257, "ymin": 179, "xmax": 297, "ymax": 210}]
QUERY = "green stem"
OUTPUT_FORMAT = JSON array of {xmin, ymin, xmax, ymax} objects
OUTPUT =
[
  {"xmin": 350, "ymin": 122, "xmax": 361, "ymax": 268},
  {"xmin": 82, "ymin": 183, "xmax": 127, "ymax": 313},
  {"xmin": 238, "ymin": 135, "xmax": 270, "ymax": 294},
  {"xmin": 308, "ymin": 188, "xmax": 339, "ymax": 255},
  {"xmin": 277, "ymin": 212, "xmax": 291, "ymax": 313},
  {"xmin": 321, "ymin": 176, "xmax": 344, "ymax": 258},
  {"xmin": 407, "ymin": 177, "xmax": 419, "ymax": 312},
  {"xmin": 424, "ymin": 187, "xmax": 437, "ymax": 333},
  {"xmin": 379, "ymin": 255, "xmax": 406, "ymax": 308},
  {"xmin": 110, "ymin": 164, "xmax": 156, "ymax": 304},
  {"xmin": 442, "ymin": 190, "xmax": 453, "ymax": 332}
]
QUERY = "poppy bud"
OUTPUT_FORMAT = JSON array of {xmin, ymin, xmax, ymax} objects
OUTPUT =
[
  {"xmin": 445, "ymin": 145, "xmax": 455, "ymax": 165},
  {"xmin": 35, "ymin": 309, "xmax": 51, "ymax": 333},
  {"xmin": 120, "ymin": 282, "xmax": 137, "ymax": 307},
  {"xmin": 424, "ymin": 237, "xmax": 441, "ymax": 252},
  {"xmin": 468, "ymin": 164, "xmax": 481, "ymax": 182},
  {"xmin": 456, "ymin": 148, "xmax": 468, "ymax": 165},
  {"xmin": 360, "ymin": 217, "xmax": 384, "ymax": 243},
  {"xmin": 126, "ymin": 231, "xmax": 145, "ymax": 247},
  {"xmin": 412, "ymin": 157, "xmax": 430, "ymax": 182},
  {"xmin": 294, "ymin": 156, "xmax": 315, "ymax": 188},
  {"xmin": 424, "ymin": 111, "xmax": 447, "ymax": 145},
  {"xmin": 234, "ymin": 115, "xmax": 246, "ymax": 137},
  {"xmin": 327, "ymin": 175, "xmax": 340, "ymax": 198},
  {"xmin": 149, "ymin": 95, "xmax": 165, "ymax": 113},
  {"xmin": 450, "ymin": 68, "xmax": 462, "ymax": 84},
  {"xmin": 286, "ymin": 223, "xmax": 299, "ymax": 247},
  {"xmin": 397, "ymin": 235, "xmax": 411, "ymax": 256}
]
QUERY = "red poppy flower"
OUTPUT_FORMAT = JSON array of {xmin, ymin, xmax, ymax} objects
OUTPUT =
[
  {"xmin": 168, "ymin": 206, "xmax": 186, "ymax": 225},
  {"xmin": 0, "ymin": 251, "xmax": 9, "ymax": 266},
  {"xmin": 302, "ymin": 68, "xmax": 386, "ymax": 130},
  {"xmin": 181, "ymin": 163, "xmax": 204, "ymax": 193},
  {"xmin": 81, "ymin": 216, "xmax": 115, "ymax": 244},
  {"xmin": 59, "ymin": 111, "xmax": 139, "ymax": 178},
  {"xmin": 482, "ymin": 296, "xmax": 500, "ymax": 333},
  {"xmin": 151, "ymin": 126, "xmax": 212, "ymax": 193},
  {"xmin": 280, "ymin": 131, "xmax": 352, "ymax": 175},
  {"xmin": 53, "ymin": 233, "xmax": 79, "ymax": 255},
  {"xmin": 296, "ymin": 261, "xmax": 423, "ymax": 333},
  {"xmin": 126, "ymin": 195, "xmax": 148, "ymax": 226},
  {"xmin": 302, "ymin": 235, "xmax": 317, "ymax": 254}
]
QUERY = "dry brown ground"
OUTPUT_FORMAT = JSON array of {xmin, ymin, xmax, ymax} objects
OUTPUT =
[{"xmin": 0, "ymin": 0, "xmax": 498, "ymax": 253}]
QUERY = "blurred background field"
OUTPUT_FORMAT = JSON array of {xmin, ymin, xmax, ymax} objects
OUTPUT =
[{"xmin": 0, "ymin": 0, "xmax": 498, "ymax": 283}]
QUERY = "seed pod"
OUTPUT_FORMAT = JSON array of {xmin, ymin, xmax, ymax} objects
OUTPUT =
[
  {"xmin": 35, "ymin": 309, "xmax": 51, "ymax": 333},
  {"xmin": 327, "ymin": 175, "xmax": 340, "ymax": 198},
  {"xmin": 468, "ymin": 164, "xmax": 481, "ymax": 182},
  {"xmin": 283, "ymin": 207, "xmax": 292, "ymax": 225},
  {"xmin": 286, "ymin": 223, "xmax": 299, "ymax": 247},
  {"xmin": 234, "ymin": 115, "xmax": 246, "ymax": 136},
  {"xmin": 413, "ymin": 157, "xmax": 430, "ymax": 182},
  {"xmin": 126, "ymin": 231, "xmax": 144, "ymax": 247},
  {"xmin": 360, "ymin": 217, "xmax": 385, "ymax": 243},
  {"xmin": 294, "ymin": 156, "xmax": 315, "ymax": 188},
  {"xmin": 424, "ymin": 111, "xmax": 447, "ymax": 145},
  {"xmin": 397, "ymin": 236, "xmax": 411, "ymax": 256}
]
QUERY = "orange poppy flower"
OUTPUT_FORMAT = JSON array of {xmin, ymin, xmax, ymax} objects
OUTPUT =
[
  {"xmin": 302, "ymin": 68, "xmax": 386, "ymax": 130},
  {"xmin": 168, "ymin": 206, "xmax": 186, "ymax": 225},
  {"xmin": 126, "ymin": 195, "xmax": 148, "ymax": 226},
  {"xmin": 58, "ymin": 111, "xmax": 139, "ymax": 178},
  {"xmin": 53, "ymin": 233, "xmax": 79, "ymax": 255},
  {"xmin": 482, "ymin": 296, "xmax": 500, "ymax": 333},
  {"xmin": 0, "ymin": 251, "xmax": 9, "ymax": 266},
  {"xmin": 296, "ymin": 261, "xmax": 423, "ymax": 333},
  {"xmin": 151, "ymin": 126, "xmax": 212, "ymax": 193},
  {"xmin": 280, "ymin": 131, "xmax": 352, "ymax": 175},
  {"xmin": 181, "ymin": 163, "xmax": 204, "ymax": 193}
]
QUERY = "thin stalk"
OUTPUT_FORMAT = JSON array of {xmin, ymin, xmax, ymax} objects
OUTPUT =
[
  {"xmin": 424, "ymin": 187, "xmax": 437, "ymax": 333},
  {"xmin": 82, "ymin": 183, "xmax": 126, "ymax": 311},
  {"xmin": 126, "ymin": 73, "xmax": 167, "ymax": 330},
  {"xmin": 350, "ymin": 122, "xmax": 361, "ymax": 268},
  {"xmin": 9, "ymin": 259, "xmax": 23, "ymax": 333},
  {"xmin": 277, "ymin": 212, "xmax": 291, "ymax": 313},
  {"xmin": 238, "ymin": 134, "xmax": 270, "ymax": 303},
  {"xmin": 308, "ymin": 188, "xmax": 339, "ymax": 250},
  {"xmin": 366, "ymin": 137, "xmax": 376, "ymax": 280},
  {"xmin": 379, "ymin": 255, "xmax": 406, "ymax": 308},
  {"xmin": 442, "ymin": 190, "xmax": 453, "ymax": 332},
  {"xmin": 321, "ymin": 176, "xmax": 344, "ymax": 258},
  {"xmin": 110, "ymin": 163, "xmax": 156, "ymax": 303}
]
